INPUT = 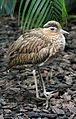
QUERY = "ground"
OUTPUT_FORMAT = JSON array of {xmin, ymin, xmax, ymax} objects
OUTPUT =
[{"xmin": 0, "ymin": 17, "xmax": 76, "ymax": 119}]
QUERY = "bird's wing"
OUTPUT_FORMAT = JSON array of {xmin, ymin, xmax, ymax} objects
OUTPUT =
[
  {"xmin": 8, "ymin": 29, "xmax": 47, "ymax": 55},
  {"xmin": 8, "ymin": 29, "xmax": 53, "ymax": 66}
]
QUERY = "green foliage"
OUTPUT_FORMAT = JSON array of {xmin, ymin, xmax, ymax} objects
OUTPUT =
[
  {"xmin": 71, "ymin": 0, "xmax": 76, "ymax": 4},
  {"xmin": 18, "ymin": 0, "xmax": 67, "ymax": 31},
  {"xmin": 0, "ymin": 0, "xmax": 68, "ymax": 31},
  {"xmin": 0, "ymin": 0, "xmax": 17, "ymax": 16}
]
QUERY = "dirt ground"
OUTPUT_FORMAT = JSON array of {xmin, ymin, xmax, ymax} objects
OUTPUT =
[{"xmin": 0, "ymin": 17, "xmax": 76, "ymax": 119}]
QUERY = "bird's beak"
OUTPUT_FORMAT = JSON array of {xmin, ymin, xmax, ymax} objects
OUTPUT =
[{"xmin": 60, "ymin": 29, "xmax": 69, "ymax": 34}]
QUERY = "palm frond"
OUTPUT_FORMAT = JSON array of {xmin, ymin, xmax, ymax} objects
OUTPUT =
[
  {"xmin": 62, "ymin": 0, "xmax": 68, "ymax": 19},
  {"xmin": 18, "ymin": 0, "xmax": 68, "ymax": 31}
]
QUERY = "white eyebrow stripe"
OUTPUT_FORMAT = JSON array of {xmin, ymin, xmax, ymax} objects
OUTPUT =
[{"xmin": 50, "ymin": 27, "xmax": 57, "ymax": 28}]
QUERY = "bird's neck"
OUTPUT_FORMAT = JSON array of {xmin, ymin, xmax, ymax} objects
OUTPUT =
[{"xmin": 42, "ymin": 29, "xmax": 60, "ymax": 39}]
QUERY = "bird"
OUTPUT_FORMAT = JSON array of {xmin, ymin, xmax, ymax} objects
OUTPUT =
[{"xmin": 7, "ymin": 21, "xmax": 69, "ymax": 108}]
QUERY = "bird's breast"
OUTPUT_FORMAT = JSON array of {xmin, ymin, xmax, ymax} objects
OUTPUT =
[
  {"xmin": 49, "ymin": 34, "xmax": 66, "ymax": 55},
  {"xmin": 57, "ymin": 34, "xmax": 66, "ymax": 51}
]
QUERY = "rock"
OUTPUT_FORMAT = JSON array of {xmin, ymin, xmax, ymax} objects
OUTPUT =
[
  {"xmin": 64, "ymin": 75, "xmax": 72, "ymax": 85},
  {"xmin": 52, "ymin": 106, "xmax": 65, "ymax": 115},
  {"xmin": 0, "ymin": 114, "xmax": 4, "ymax": 119},
  {"xmin": 61, "ymin": 92, "xmax": 71, "ymax": 101}
]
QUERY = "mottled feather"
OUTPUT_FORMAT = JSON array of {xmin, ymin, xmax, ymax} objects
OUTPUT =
[{"xmin": 7, "ymin": 21, "xmax": 66, "ymax": 66}]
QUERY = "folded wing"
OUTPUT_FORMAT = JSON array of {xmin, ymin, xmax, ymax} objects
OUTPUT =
[{"xmin": 8, "ymin": 29, "xmax": 52, "ymax": 66}]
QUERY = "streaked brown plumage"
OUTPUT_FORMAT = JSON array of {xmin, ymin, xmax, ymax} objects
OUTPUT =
[{"xmin": 7, "ymin": 21, "xmax": 69, "ymax": 108}]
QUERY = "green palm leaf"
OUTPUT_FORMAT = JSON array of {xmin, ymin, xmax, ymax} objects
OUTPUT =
[
  {"xmin": 62, "ymin": 0, "xmax": 68, "ymax": 20},
  {"xmin": 21, "ymin": 0, "xmax": 37, "ymax": 29},
  {"xmin": 24, "ymin": 0, "xmax": 41, "ymax": 31},
  {"xmin": 18, "ymin": 0, "xmax": 67, "ymax": 31}
]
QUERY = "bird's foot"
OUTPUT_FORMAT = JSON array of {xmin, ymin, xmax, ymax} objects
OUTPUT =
[
  {"xmin": 44, "ymin": 91, "xmax": 55, "ymax": 98},
  {"xmin": 36, "ymin": 94, "xmax": 45, "ymax": 100},
  {"xmin": 43, "ymin": 91, "xmax": 55, "ymax": 109}
]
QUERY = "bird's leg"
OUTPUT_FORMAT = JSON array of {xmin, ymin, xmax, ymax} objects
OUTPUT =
[
  {"xmin": 32, "ymin": 69, "xmax": 39, "ymax": 98},
  {"xmin": 32, "ymin": 68, "xmax": 45, "ymax": 100},
  {"xmin": 36, "ymin": 66, "xmax": 49, "ymax": 108},
  {"xmin": 36, "ymin": 66, "xmax": 47, "ymax": 95},
  {"xmin": 37, "ymin": 66, "xmax": 54, "ymax": 108}
]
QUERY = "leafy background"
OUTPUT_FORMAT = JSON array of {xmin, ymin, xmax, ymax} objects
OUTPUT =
[
  {"xmin": 0, "ymin": 0, "xmax": 76, "ymax": 31},
  {"xmin": 18, "ymin": 0, "xmax": 67, "ymax": 31},
  {"xmin": 0, "ymin": 0, "xmax": 16, "ymax": 16}
]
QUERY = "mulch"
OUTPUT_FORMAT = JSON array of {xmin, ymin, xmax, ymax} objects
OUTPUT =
[{"xmin": 0, "ymin": 16, "xmax": 76, "ymax": 119}]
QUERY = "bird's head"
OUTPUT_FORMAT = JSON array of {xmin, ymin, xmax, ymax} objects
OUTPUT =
[{"xmin": 43, "ymin": 21, "xmax": 69, "ymax": 35}]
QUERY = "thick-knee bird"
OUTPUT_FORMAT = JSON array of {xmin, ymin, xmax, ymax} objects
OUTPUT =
[{"xmin": 7, "ymin": 21, "xmax": 69, "ymax": 108}]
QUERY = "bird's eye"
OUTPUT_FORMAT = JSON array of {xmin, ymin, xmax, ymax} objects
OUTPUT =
[
  {"xmin": 50, "ymin": 27, "xmax": 57, "ymax": 31},
  {"xmin": 50, "ymin": 28, "xmax": 55, "ymax": 30}
]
